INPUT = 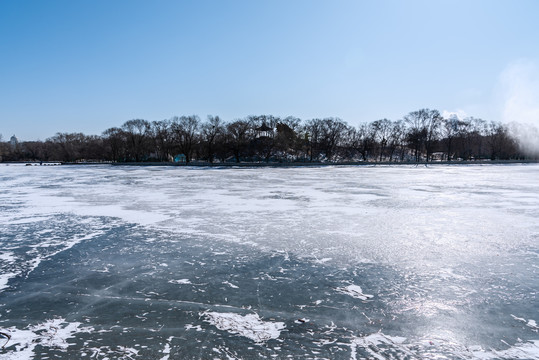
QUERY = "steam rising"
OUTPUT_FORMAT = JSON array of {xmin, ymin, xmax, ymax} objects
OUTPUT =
[
  {"xmin": 500, "ymin": 59, "xmax": 539, "ymax": 156},
  {"xmin": 508, "ymin": 122, "xmax": 539, "ymax": 156}
]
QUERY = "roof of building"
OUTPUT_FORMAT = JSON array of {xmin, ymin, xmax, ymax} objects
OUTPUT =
[{"xmin": 255, "ymin": 123, "xmax": 273, "ymax": 132}]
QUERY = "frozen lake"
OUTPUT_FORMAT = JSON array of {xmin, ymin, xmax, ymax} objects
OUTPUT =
[{"xmin": 0, "ymin": 164, "xmax": 538, "ymax": 359}]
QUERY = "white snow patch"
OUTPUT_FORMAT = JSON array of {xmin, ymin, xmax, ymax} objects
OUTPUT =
[
  {"xmin": 184, "ymin": 324, "xmax": 203, "ymax": 331},
  {"xmin": 0, "ymin": 252, "xmax": 16, "ymax": 263},
  {"xmin": 511, "ymin": 314, "xmax": 526, "ymax": 322},
  {"xmin": 160, "ymin": 342, "xmax": 171, "ymax": 360},
  {"xmin": 314, "ymin": 257, "xmax": 333, "ymax": 264},
  {"xmin": 347, "ymin": 332, "xmax": 408, "ymax": 360},
  {"xmin": 202, "ymin": 311, "xmax": 285, "ymax": 343},
  {"xmin": 512, "ymin": 314, "xmax": 539, "ymax": 331},
  {"xmin": 168, "ymin": 279, "xmax": 191, "ymax": 285},
  {"xmin": 0, "ymin": 272, "xmax": 17, "ymax": 292},
  {"xmin": 0, "ymin": 317, "xmax": 93, "ymax": 359},
  {"xmin": 223, "ymin": 281, "xmax": 239, "ymax": 289},
  {"xmin": 471, "ymin": 340, "xmax": 539, "ymax": 359},
  {"xmin": 4, "ymin": 216, "xmax": 51, "ymax": 225},
  {"xmin": 343, "ymin": 331, "xmax": 539, "ymax": 360},
  {"xmin": 337, "ymin": 284, "xmax": 374, "ymax": 300}
]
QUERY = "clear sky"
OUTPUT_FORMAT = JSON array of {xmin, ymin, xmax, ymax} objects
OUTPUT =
[{"xmin": 1, "ymin": 0, "xmax": 539, "ymax": 140}]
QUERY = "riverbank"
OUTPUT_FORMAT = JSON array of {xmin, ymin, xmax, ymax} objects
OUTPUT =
[
  {"xmin": 2, "ymin": 159, "xmax": 537, "ymax": 167},
  {"xmin": 70, "ymin": 159, "xmax": 538, "ymax": 167}
]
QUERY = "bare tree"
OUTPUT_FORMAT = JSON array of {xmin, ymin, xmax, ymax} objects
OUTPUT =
[
  {"xmin": 424, "ymin": 110, "xmax": 442, "ymax": 162},
  {"xmin": 387, "ymin": 120, "xmax": 406, "ymax": 161},
  {"xmin": 320, "ymin": 118, "xmax": 349, "ymax": 161},
  {"xmin": 122, "ymin": 119, "xmax": 151, "ymax": 161},
  {"xmin": 348, "ymin": 123, "xmax": 376, "ymax": 161},
  {"xmin": 487, "ymin": 122, "xmax": 517, "ymax": 160},
  {"xmin": 469, "ymin": 117, "xmax": 488, "ymax": 159},
  {"xmin": 405, "ymin": 110, "xmax": 427, "ymax": 161},
  {"xmin": 102, "ymin": 127, "xmax": 126, "ymax": 162},
  {"xmin": 276, "ymin": 116, "xmax": 302, "ymax": 160},
  {"xmin": 371, "ymin": 119, "xmax": 392, "ymax": 161},
  {"xmin": 404, "ymin": 109, "xmax": 441, "ymax": 162},
  {"xmin": 48, "ymin": 132, "xmax": 87, "ymax": 162},
  {"xmin": 0, "ymin": 134, "xmax": 5, "ymax": 161},
  {"xmin": 150, "ymin": 120, "xmax": 172, "ymax": 161},
  {"xmin": 226, "ymin": 119, "xmax": 252, "ymax": 163},
  {"xmin": 441, "ymin": 115, "xmax": 460, "ymax": 161},
  {"xmin": 171, "ymin": 115, "xmax": 200, "ymax": 163},
  {"xmin": 201, "ymin": 115, "xmax": 224, "ymax": 163},
  {"xmin": 304, "ymin": 119, "xmax": 323, "ymax": 161}
]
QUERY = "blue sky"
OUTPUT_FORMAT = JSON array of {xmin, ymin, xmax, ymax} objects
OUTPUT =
[{"xmin": 1, "ymin": 0, "xmax": 539, "ymax": 140}]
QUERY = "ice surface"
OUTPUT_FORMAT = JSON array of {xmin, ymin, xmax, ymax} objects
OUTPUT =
[
  {"xmin": 344, "ymin": 332, "xmax": 539, "ymax": 360},
  {"xmin": 1, "ymin": 164, "xmax": 538, "ymax": 358}
]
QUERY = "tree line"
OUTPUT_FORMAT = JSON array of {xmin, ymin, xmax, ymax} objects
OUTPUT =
[{"xmin": 1, "ymin": 109, "xmax": 535, "ymax": 163}]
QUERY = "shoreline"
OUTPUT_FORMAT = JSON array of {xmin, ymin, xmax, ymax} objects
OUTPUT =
[{"xmin": 8, "ymin": 159, "xmax": 536, "ymax": 167}]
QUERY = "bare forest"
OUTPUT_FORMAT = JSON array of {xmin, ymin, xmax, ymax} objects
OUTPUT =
[{"xmin": 1, "ymin": 109, "xmax": 535, "ymax": 163}]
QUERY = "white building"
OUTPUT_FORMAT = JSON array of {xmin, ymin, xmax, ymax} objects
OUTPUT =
[{"xmin": 9, "ymin": 135, "xmax": 18, "ymax": 149}]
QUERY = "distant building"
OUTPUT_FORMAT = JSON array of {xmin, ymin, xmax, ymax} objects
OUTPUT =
[{"xmin": 9, "ymin": 135, "xmax": 18, "ymax": 149}]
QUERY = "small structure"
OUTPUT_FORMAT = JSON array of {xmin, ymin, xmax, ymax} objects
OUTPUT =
[
  {"xmin": 174, "ymin": 154, "xmax": 187, "ymax": 163},
  {"xmin": 255, "ymin": 123, "xmax": 274, "ymax": 138}
]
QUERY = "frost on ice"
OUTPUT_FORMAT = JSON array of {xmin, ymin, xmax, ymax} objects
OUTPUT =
[{"xmin": 201, "ymin": 311, "xmax": 285, "ymax": 343}]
